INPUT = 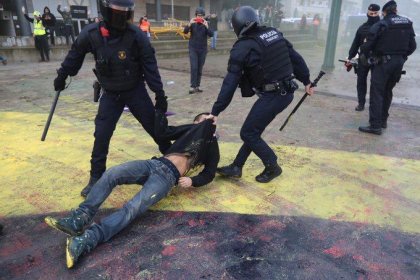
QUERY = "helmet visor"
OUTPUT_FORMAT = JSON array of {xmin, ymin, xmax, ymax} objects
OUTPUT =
[{"xmin": 106, "ymin": 6, "xmax": 134, "ymax": 30}]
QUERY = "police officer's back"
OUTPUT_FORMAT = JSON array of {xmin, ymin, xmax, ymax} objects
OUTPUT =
[
  {"xmin": 54, "ymin": 0, "xmax": 169, "ymax": 196},
  {"xmin": 359, "ymin": 0, "xmax": 416, "ymax": 135},
  {"xmin": 208, "ymin": 6, "xmax": 313, "ymax": 183}
]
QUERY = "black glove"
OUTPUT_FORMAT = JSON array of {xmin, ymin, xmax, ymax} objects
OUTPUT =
[
  {"xmin": 155, "ymin": 95, "xmax": 168, "ymax": 113},
  {"xmin": 54, "ymin": 73, "xmax": 67, "ymax": 91}
]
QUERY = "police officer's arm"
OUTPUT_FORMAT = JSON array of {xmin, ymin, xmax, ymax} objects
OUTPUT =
[
  {"xmin": 360, "ymin": 21, "xmax": 384, "ymax": 56},
  {"xmin": 57, "ymin": 27, "xmax": 92, "ymax": 77},
  {"xmin": 190, "ymin": 140, "xmax": 220, "ymax": 187},
  {"xmin": 136, "ymin": 32, "xmax": 165, "ymax": 97},
  {"xmin": 348, "ymin": 27, "xmax": 362, "ymax": 60},
  {"xmin": 211, "ymin": 41, "xmax": 250, "ymax": 116},
  {"xmin": 285, "ymin": 39, "xmax": 311, "ymax": 86},
  {"xmin": 407, "ymin": 25, "xmax": 417, "ymax": 57}
]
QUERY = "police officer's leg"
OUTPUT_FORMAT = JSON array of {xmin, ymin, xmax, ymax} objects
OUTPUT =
[
  {"xmin": 42, "ymin": 35, "xmax": 50, "ymax": 61},
  {"xmin": 189, "ymin": 48, "xmax": 199, "ymax": 89},
  {"xmin": 125, "ymin": 84, "xmax": 171, "ymax": 153},
  {"xmin": 382, "ymin": 56, "xmax": 405, "ymax": 128},
  {"xmin": 83, "ymin": 93, "xmax": 125, "ymax": 196},
  {"xmin": 241, "ymin": 93, "xmax": 294, "ymax": 182},
  {"xmin": 196, "ymin": 49, "xmax": 207, "ymax": 89},
  {"xmin": 365, "ymin": 64, "xmax": 388, "ymax": 131},
  {"xmin": 356, "ymin": 63, "xmax": 370, "ymax": 110}
]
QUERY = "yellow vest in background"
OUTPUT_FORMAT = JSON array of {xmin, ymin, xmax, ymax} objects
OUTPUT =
[{"xmin": 33, "ymin": 20, "xmax": 46, "ymax": 36}]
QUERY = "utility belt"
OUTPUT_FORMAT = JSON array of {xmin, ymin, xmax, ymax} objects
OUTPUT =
[
  {"xmin": 368, "ymin": 55, "xmax": 393, "ymax": 65},
  {"xmin": 261, "ymin": 78, "xmax": 298, "ymax": 95}
]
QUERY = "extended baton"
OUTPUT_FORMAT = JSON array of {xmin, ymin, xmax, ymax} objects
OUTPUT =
[
  {"xmin": 279, "ymin": 70, "xmax": 326, "ymax": 131},
  {"xmin": 41, "ymin": 90, "xmax": 61, "ymax": 141}
]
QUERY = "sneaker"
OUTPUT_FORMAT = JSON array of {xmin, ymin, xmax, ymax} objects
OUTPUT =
[
  {"xmin": 66, "ymin": 232, "xmax": 94, "ymax": 268},
  {"xmin": 255, "ymin": 163, "xmax": 282, "ymax": 183},
  {"xmin": 216, "ymin": 164, "xmax": 242, "ymax": 178},
  {"xmin": 355, "ymin": 104, "xmax": 365, "ymax": 111},
  {"xmin": 45, "ymin": 209, "xmax": 91, "ymax": 236},
  {"xmin": 189, "ymin": 87, "xmax": 196, "ymax": 94},
  {"xmin": 195, "ymin": 87, "xmax": 203, "ymax": 93},
  {"xmin": 81, "ymin": 176, "xmax": 99, "ymax": 197},
  {"xmin": 358, "ymin": 125, "xmax": 382, "ymax": 135}
]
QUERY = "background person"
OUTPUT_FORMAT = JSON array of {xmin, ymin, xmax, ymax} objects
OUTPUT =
[
  {"xmin": 23, "ymin": 8, "xmax": 50, "ymax": 62},
  {"xmin": 42, "ymin": 6, "xmax": 56, "ymax": 46},
  {"xmin": 57, "ymin": 5, "xmax": 75, "ymax": 45},
  {"xmin": 184, "ymin": 7, "xmax": 213, "ymax": 94}
]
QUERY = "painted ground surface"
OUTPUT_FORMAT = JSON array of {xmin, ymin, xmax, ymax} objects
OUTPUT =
[{"xmin": 1, "ymin": 61, "xmax": 420, "ymax": 279}]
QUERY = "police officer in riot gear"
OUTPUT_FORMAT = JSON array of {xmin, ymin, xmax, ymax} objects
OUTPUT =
[
  {"xmin": 206, "ymin": 6, "xmax": 313, "ymax": 183},
  {"xmin": 359, "ymin": 1, "xmax": 416, "ymax": 135},
  {"xmin": 54, "ymin": 0, "xmax": 170, "ymax": 196},
  {"xmin": 346, "ymin": 3, "xmax": 380, "ymax": 111}
]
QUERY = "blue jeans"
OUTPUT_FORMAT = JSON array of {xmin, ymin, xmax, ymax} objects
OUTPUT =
[
  {"xmin": 211, "ymin": 31, "xmax": 218, "ymax": 49},
  {"xmin": 189, "ymin": 47, "xmax": 207, "ymax": 88},
  {"xmin": 79, "ymin": 159, "xmax": 177, "ymax": 247},
  {"xmin": 233, "ymin": 92, "xmax": 294, "ymax": 167}
]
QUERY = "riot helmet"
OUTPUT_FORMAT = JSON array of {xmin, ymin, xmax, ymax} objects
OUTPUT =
[
  {"xmin": 231, "ymin": 6, "xmax": 259, "ymax": 37},
  {"xmin": 99, "ymin": 0, "xmax": 135, "ymax": 30}
]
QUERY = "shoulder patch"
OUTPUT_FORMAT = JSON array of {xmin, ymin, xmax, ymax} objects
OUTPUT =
[{"xmin": 257, "ymin": 29, "xmax": 282, "ymax": 46}]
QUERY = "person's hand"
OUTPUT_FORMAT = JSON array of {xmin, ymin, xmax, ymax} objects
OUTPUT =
[
  {"xmin": 178, "ymin": 177, "xmax": 193, "ymax": 188},
  {"xmin": 205, "ymin": 114, "xmax": 218, "ymax": 125},
  {"xmin": 155, "ymin": 95, "xmax": 168, "ymax": 112},
  {"xmin": 344, "ymin": 59, "xmax": 352, "ymax": 67},
  {"xmin": 189, "ymin": 18, "xmax": 195, "ymax": 26},
  {"xmin": 54, "ymin": 74, "xmax": 67, "ymax": 91},
  {"xmin": 203, "ymin": 19, "xmax": 209, "ymax": 29},
  {"xmin": 305, "ymin": 84, "xmax": 315, "ymax": 96}
]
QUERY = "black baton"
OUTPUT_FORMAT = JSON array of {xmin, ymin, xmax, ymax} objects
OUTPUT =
[
  {"xmin": 41, "ymin": 90, "xmax": 61, "ymax": 141},
  {"xmin": 279, "ymin": 70, "xmax": 326, "ymax": 131}
]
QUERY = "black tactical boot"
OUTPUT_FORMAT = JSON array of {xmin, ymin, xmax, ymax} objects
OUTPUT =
[
  {"xmin": 256, "ymin": 163, "xmax": 282, "ymax": 183},
  {"xmin": 216, "ymin": 164, "xmax": 242, "ymax": 178},
  {"xmin": 66, "ymin": 231, "xmax": 95, "ymax": 268},
  {"xmin": 45, "ymin": 209, "xmax": 91, "ymax": 236},
  {"xmin": 355, "ymin": 104, "xmax": 365, "ymax": 111},
  {"xmin": 359, "ymin": 125, "xmax": 382, "ymax": 135},
  {"xmin": 80, "ymin": 176, "xmax": 99, "ymax": 198}
]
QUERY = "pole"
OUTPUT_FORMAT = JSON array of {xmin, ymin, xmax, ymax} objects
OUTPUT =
[
  {"xmin": 156, "ymin": 0, "xmax": 162, "ymax": 21},
  {"xmin": 321, "ymin": 0, "xmax": 342, "ymax": 71},
  {"xmin": 171, "ymin": 0, "xmax": 174, "ymax": 19}
]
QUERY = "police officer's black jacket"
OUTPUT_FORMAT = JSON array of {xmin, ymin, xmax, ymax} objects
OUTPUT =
[
  {"xmin": 154, "ymin": 110, "xmax": 220, "ymax": 187},
  {"xmin": 211, "ymin": 26, "xmax": 310, "ymax": 116},
  {"xmin": 57, "ymin": 22, "xmax": 165, "ymax": 95},
  {"xmin": 348, "ymin": 17, "xmax": 379, "ymax": 60},
  {"xmin": 361, "ymin": 13, "xmax": 416, "ymax": 57}
]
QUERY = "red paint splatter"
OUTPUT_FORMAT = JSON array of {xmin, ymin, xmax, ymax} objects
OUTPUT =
[
  {"xmin": 161, "ymin": 245, "xmax": 176, "ymax": 256},
  {"xmin": 323, "ymin": 246, "xmax": 345, "ymax": 258},
  {"xmin": 352, "ymin": 254, "xmax": 364, "ymax": 261},
  {"xmin": 259, "ymin": 235, "xmax": 273, "ymax": 242},
  {"xmin": 188, "ymin": 219, "xmax": 205, "ymax": 227}
]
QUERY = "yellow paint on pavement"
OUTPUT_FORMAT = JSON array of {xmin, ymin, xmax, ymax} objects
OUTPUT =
[{"xmin": 1, "ymin": 111, "xmax": 419, "ymax": 234}]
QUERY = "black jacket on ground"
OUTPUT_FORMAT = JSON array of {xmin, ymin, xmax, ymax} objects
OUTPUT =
[{"xmin": 154, "ymin": 110, "xmax": 220, "ymax": 187}]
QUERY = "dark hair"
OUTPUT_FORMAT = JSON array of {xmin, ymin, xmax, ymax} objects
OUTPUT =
[{"xmin": 194, "ymin": 112, "xmax": 210, "ymax": 122}]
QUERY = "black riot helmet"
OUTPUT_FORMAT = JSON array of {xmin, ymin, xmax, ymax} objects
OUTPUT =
[
  {"xmin": 231, "ymin": 6, "xmax": 259, "ymax": 37},
  {"xmin": 99, "ymin": 0, "xmax": 135, "ymax": 30}
]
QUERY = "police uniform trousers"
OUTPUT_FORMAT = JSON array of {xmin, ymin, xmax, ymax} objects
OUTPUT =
[
  {"xmin": 369, "ymin": 55, "xmax": 405, "ymax": 128},
  {"xmin": 356, "ymin": 62, "xmax": 371, "ymax": 106},
  {"xmin": 233, "ymin": 91, "xmax": 294, "ymax": 167},
  {"xmin": 91, "ymin": 83, "xmax": 171, "ymax": 179}
]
